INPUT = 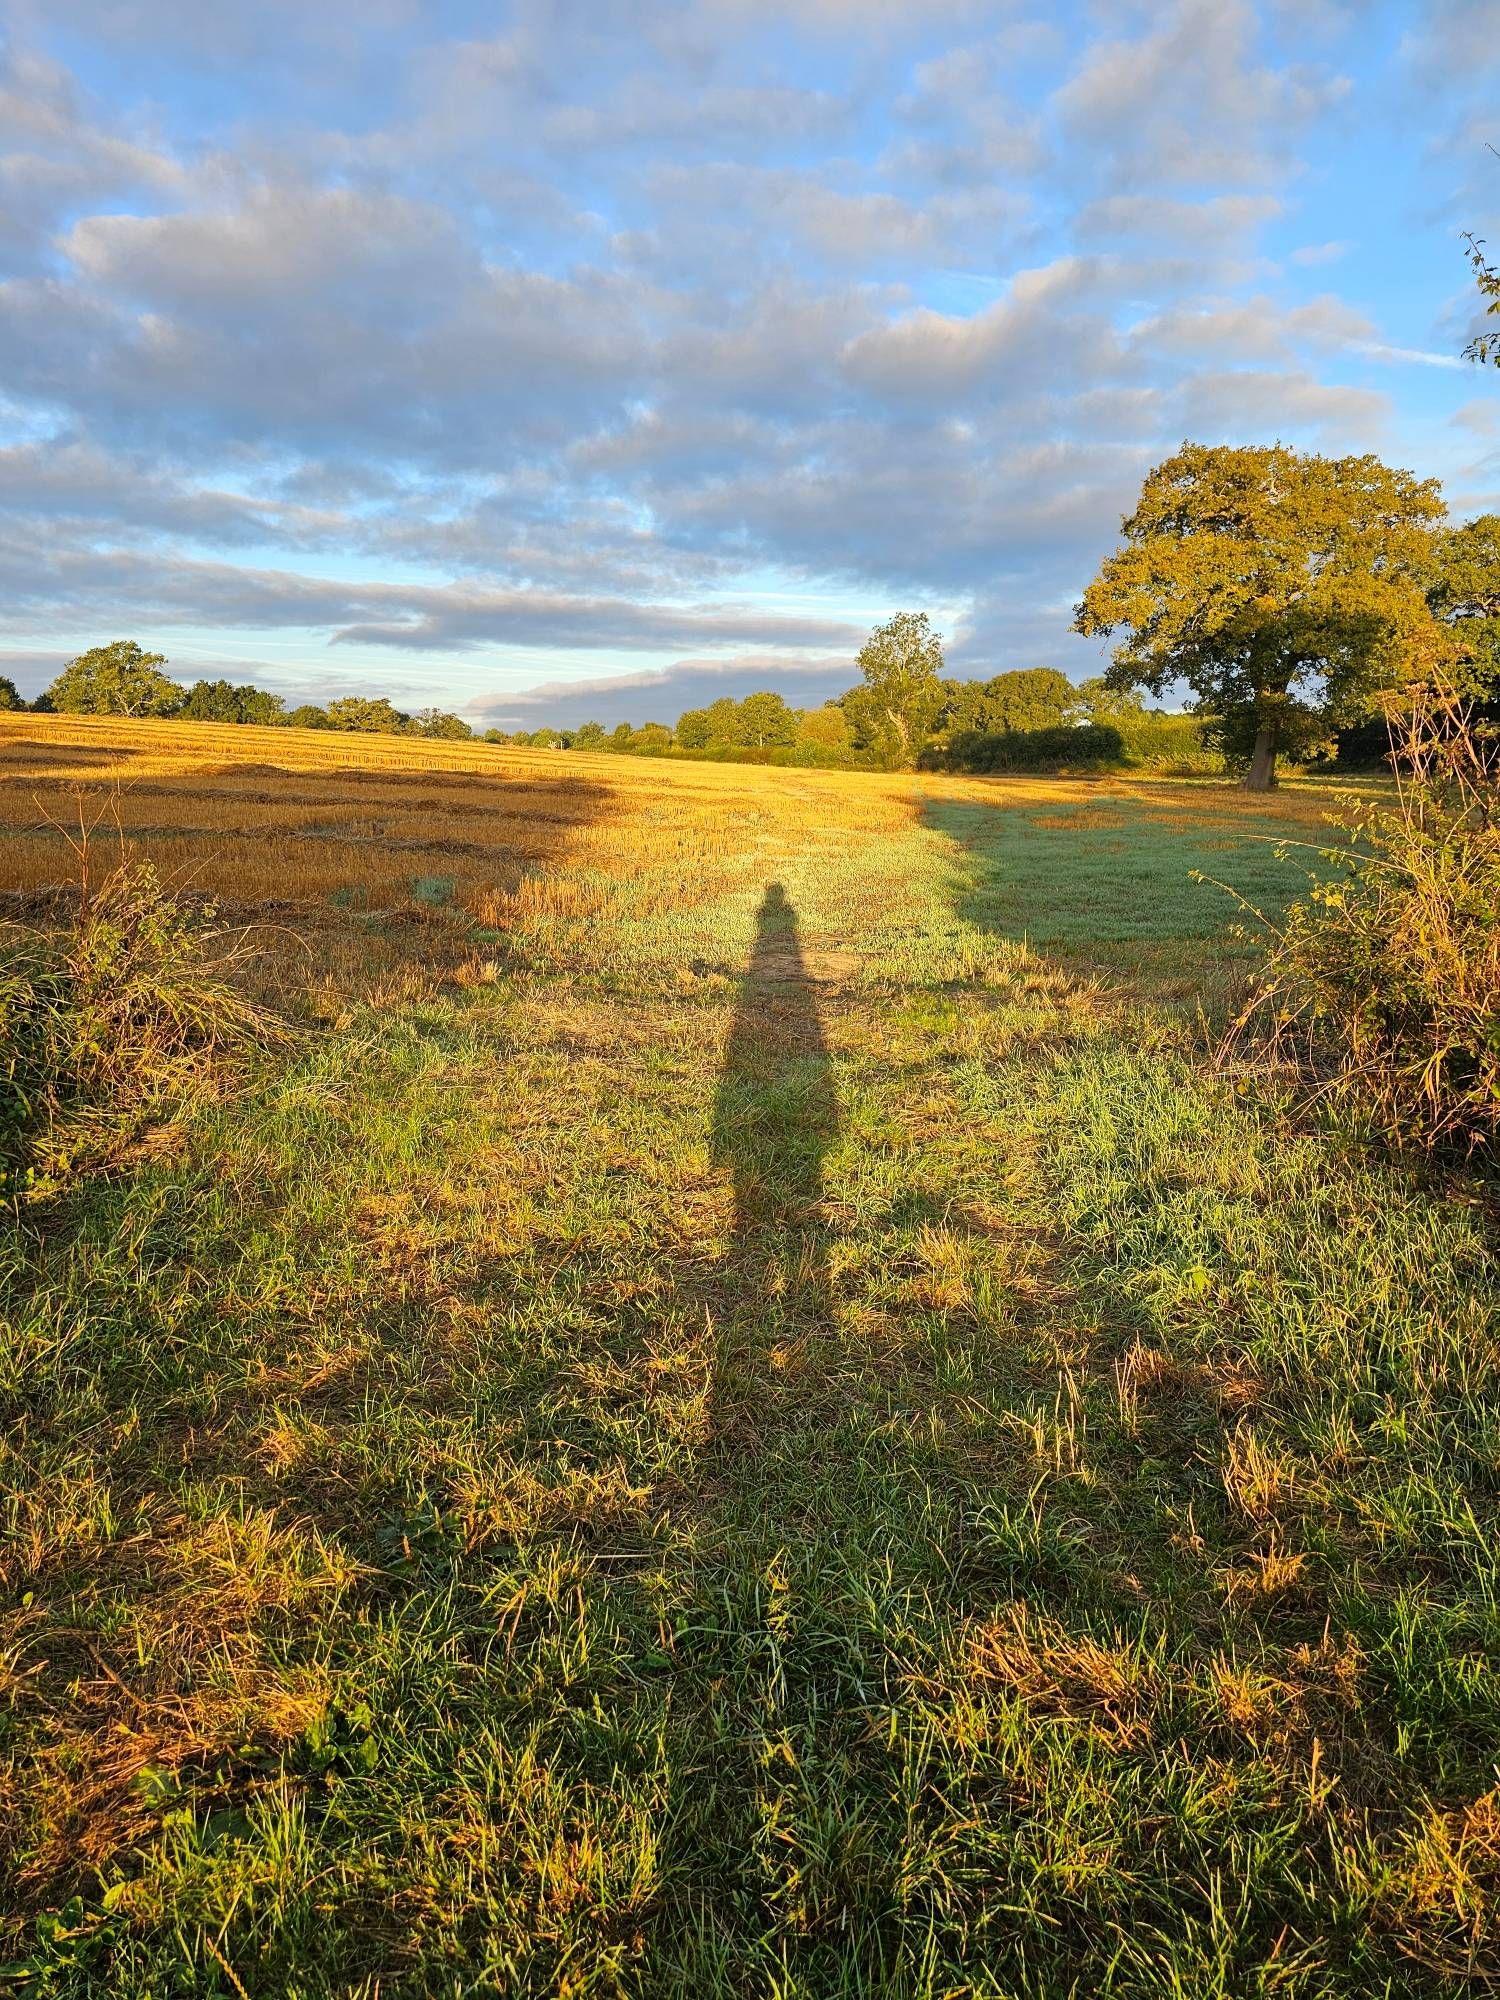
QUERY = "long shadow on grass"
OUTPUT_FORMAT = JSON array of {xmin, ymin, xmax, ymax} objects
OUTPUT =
[
  {"xmin": 920, "ymin": 789, "xmax": 1306, "ymax": 995},
  {"xmin": 707, "ymin": 881, "xmax": 839, "ymax": 1450}
]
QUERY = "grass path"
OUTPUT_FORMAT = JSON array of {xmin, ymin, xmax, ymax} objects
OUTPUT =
[{"xmin": 3, "ymin": 764, "xmax": 1498, "ymax": 1996}]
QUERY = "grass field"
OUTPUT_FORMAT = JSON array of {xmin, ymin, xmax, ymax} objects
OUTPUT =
[{"xmin": 2, "ymin": 715, "xmax": 1496, "ymax": 1998}]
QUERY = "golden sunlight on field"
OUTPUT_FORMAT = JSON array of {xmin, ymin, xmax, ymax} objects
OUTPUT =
[
  {"xmin": 0, "ymin": 711, "xmax": 1346, "ymax": 1012},
  {"xmin": 0, "ymin": 715, "xmax": 1345, "ymax": 886},
  {"xmin": 0, "ymin": 713, "xmax": 914, "ymax": 906}
]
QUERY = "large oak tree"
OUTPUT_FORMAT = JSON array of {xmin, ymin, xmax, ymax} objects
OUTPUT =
[
  {"xmin": 1074, "ymin": 444, "xmax": 1445, "ymax": 790},
  {"xmin": 46, "ymin": 640, "xmax": 184, "ymax": 718}
]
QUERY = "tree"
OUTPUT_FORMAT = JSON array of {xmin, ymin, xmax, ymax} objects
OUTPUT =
[
  {"xmin": 842, "ymin": 611, "xmax": 946, "ymax": 766},
  {"xmin": 1430, "ymin": 514, "xmax": 1500, "ymax": 690},
  {"xmin": 1075, "ymin": 676, "xmax": 1148, "ymax": 727},
  {"xmin": 47, "ymin": 640, "xmax": 184, "ymax": 718},
  {"xmin": 407, "ymin": 707, "xmax": 473, "ymax": 739},
  {"xmin": 180, "ymin": 678, "xmax": 285, "ymax": 724},
  {"xmin": 609, "ymin": 722, "xmax": 635, "ymax": 751},
  {"xmin": 737, "ymin": 690, "xmax": 797, "ymax": 747},
  {"xmin": 942, "ymin": 668, "xmax": 1077, "ymax": 737},
  {"xmin": 1463, "ymin": 234, "xmax": 1500, "ymax": 366},
  {"xmin": 0, "ymin": 676, "xmax": 23, "ymax": 711},
  {"xmin": 181, "ymin": 679, "xmax": 237, "ymax": 721},
  {"xmin": 236, "ymin": 685, "xmax": 284, "ymax": 725},
  {"xmin": 675, "ymin": 708, "xmax": 712, "ymax": 750},
  {"xmin": 325, "ymin": 695, "xmax": 410, "ymax": 733},
  {"xmin": 529, "ymin": 727, "xmax": 561, "ymax": 749},
  {"xmin": 286, "ymin": 704, "xmax": 333, "ymax": 730},
  {"xmin": 572, "ymin": 721, "xmax": 608, "ymax": 750},
  {"xmin": 795, "ymin": 704, "xmax": 850, "ymax": 755},
  {"xmin": 702, "ymin": 696, "xmax": 744, "ymax": 746},
  {"xmin": 1075, "ymin": 444, "xmax": 1446, "ymax": 791},
  {"xmin": 632, "ymin": 722, "xmax": 672, "ymax": 755}
]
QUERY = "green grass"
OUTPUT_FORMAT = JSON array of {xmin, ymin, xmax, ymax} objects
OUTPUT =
[
  {"xmin": 3, "ymin": 776, "xmax": 1497, "ymax": 1997},
  {"xmin": 919, "ymin": 784, "xmax": 1353, "ymax": 998}
]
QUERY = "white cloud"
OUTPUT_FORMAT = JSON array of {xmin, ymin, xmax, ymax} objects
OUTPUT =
[
  {"xmin": 1178, "ymin": 368, "xmax": 1389, "ymax": 444},
  {"xmin": 840, "ymin": 256, "xmax": 1124, "ymax": 399},
  {"xmin": 1076, "ymin": 193, "xmax": 1284, "ymax": 250},
  {"xmin": 1132, "ymin": 292, "xmax": 1375, "ymax": 363},
  {"xmin": 1052, "ymin": 0, "xmax": 1349, "ymax": 190},
  {"xmin": 1289, "ymin": 239, "xmax": 1350, "ymax": 266}
]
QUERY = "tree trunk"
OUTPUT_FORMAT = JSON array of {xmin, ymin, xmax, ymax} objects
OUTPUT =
[{"xmin": 1243, "ymin": 724, "xmax": 1278, "ymax": 792}]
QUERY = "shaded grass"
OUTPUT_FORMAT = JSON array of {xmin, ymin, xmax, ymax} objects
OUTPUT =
[
  {"xmin": 919, "ymin": 785, "xmax": 1352, "ymax": 1001},
  {"xmin": 0, "ymin": 732, "xmax": 1495, "ymax": 1996}
]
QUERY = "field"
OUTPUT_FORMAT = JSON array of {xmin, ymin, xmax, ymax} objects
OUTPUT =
[{"xmin": 2, "ymin": 715, "xmax": 1497, "ymax": 1997}]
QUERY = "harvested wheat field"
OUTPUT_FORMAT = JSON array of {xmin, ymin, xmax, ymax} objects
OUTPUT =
[{"xmin": 2, "ymin": 714, "xmax": 1496, "ymax": 1997}]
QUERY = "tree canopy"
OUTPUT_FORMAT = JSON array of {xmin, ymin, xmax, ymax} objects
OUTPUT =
[
  {"xmin": 737, "ymin": 690, "xmax": 797, "ymax": 747},
  {"xmin": 1430, "ymin": 514, "xmax": 1500, "ymax": 690},
  {"xmin": 408, "ymin": 708, "xmax": 473, "ymax": 739},
  {"xmin": 794, "ymin": 704, "xmax": 850, "ymax": 753},
  {"xmin": 941, "ymin": 667, "xmax": 1077, "ymax": 737},
  {"xmin": 843, "ymin": 611, "xmax": 946, "ymax": 766},
  {"xmin": 1074, "ymin": 676, "xmax": 1148, "ymax": 726},
  {"xmin": 180, "ymin": 678, "xmax": 286, "ymax": 725},
  {"xmin": 677, "ymin": 692, "xmax": 798, "ymax": 751},
  {"xmin": 1074, "ymin": 443, "xmax": 1445, "ymax": 789},
  {"xmin": 47, "ymin": 641, "xmax": 184, "ymax": 718},
  {"xmin": 324, "ymin": 695, "xmax": 410, "ymax": 734}
]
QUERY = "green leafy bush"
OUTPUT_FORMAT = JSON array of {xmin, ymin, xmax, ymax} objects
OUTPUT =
[
  {"xmin": 1117, "ymin": 711, "xmax": 1225, "ymax": 773},
  {"xmin": 1228, "ymin": 687, "xmax": 1500, "ymax": 1159},
  {"xmin": 1, "ymin": 850, "xmax": 281, "ymax": 1196},
  {"xmin": 923, "ymin": 722, "xmax": 1126, "ymax": 772}
]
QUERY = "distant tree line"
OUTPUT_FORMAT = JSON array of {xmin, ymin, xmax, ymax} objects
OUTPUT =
[
  {"xmin": 14, "ymin": 452, "xmax": 1497, "ymax": 790},
  {"xmin": 475, "ymin": 650, "xmax": 1221, "ymax": 770},
  {"xmin": 3, "ymin": 643, "xmax": 479, "ymax": 741},
  {"xmin": 9, "ymin": 635, "xmax": 1191, "ymax": 774}
]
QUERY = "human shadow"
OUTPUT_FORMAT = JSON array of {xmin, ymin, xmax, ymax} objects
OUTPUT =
[{"xmin": 707, "ymin": 882, "xmax": 840, "ymax": 1451}]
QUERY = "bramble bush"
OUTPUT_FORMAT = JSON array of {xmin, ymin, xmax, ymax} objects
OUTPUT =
[{"xmin": 1228, "ymin": 684, "xmax": 1499, "ymax": 1160}]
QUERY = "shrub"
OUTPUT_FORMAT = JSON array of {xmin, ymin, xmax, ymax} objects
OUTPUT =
[
  {"xmin": 1, "ymin": 841, "xmax": 282, "ymax": 1197},
  {"xmin": 1224, "ymin": 686, "xmax": 1500, "ymax": 1160},
  {"xmin": 1117, "ymin": 712, "xmax": 1224, "ymax": 773},
  {"xmin": 925, "ymin": 722, "xmax": 1126, "ymax": 773}
]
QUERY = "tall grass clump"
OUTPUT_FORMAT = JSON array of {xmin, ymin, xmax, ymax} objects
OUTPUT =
[
  {"xmin": 0, "ymin": 831, "xmax": 281, "ymax": 1196},
  {"xmin": 1228, "ymin": 684, "xmax": 1499, "ymax": 1160}
]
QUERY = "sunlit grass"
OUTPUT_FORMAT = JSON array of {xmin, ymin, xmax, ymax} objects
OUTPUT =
[{"xmin": 0, "ymin": 717, "xmax": 1492, "ymax": 1996}]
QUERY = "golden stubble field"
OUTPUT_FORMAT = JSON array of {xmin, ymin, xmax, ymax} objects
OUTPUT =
[
  {"xmin": 0, "ymin": 711, "xmax": 1345, "ymax": 996},
  {"xmin": 0, "ymin": 711, "xmax": 906, "ymax": 910}
]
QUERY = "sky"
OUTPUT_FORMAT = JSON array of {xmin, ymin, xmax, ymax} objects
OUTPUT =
[{"xmin": 2, "ymin": 0, "xmax": 1498, "ymax": 728}]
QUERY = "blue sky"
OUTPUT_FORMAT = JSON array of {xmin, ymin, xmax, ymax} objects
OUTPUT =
[{"xmin": 1, "ymin": 0, "xmax": 1497, "ymax": 726}]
